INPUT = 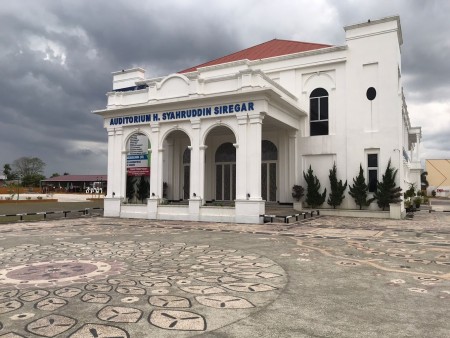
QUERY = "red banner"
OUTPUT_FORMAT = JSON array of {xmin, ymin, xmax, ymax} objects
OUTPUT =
[{"xmin": 127, "ymin": 167, "xmax": 150, "ymax": 176}]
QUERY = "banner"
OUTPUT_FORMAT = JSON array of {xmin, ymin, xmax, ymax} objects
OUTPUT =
[{"xmin": 127, "ymin": 134, "xmax": 150, "ymax": 176}]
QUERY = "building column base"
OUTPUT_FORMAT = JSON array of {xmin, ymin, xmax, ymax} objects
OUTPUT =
[
  {"xmin": 104, "ymin": 197, "xmax": 121, "ymax": 217},
  {"xmin": 235, "ymin": 199, "xmax": 265, "ymax": 224},
  {"xmin": 389, "ymin": 202, "xmax": 405, "ymax": 219},
  {"xmin": 189, "ymin": 198, "xmax": 202, "ymax": 221},
  {"xmin": 147, "ymin": 198, "xmax": 158, "ymax": 219}
]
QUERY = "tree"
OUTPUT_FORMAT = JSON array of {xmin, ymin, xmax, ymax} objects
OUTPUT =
[
  {"xmin": 50, "ymin": 173, "xmax": 60, "ymax": 178},
  {"xmin": 3, "ymin": 164, "xmax": 16, "ymax": 180},
  {"xmin": 11, "ymin": 157, "xmax": 46, "ymax": 187},
  {"xmin": 126, "ymin": 176, "xmax": 136, "ymax": 202},
  {"xmin": 12, "ymin": 156, "xmax": 45, "ymax": 179},
  {"xmin": 303, "ymin": 165, "xmax": 327, "ymax": 208},
  {"xmin": 327, "ymin": 162, "xmax": 347, "ymax": 209},
  {"xmin": 22, "ymin": 174, "xmax": 46, "ymax": 187},
  {"xmin": 373, "ymin": 159, "xmax": 402, "ymax": 211},
  {"xmin": 136, "ymin": 175, "xmax": 149, "ymax": 203},
  {"xmin": 348, "ymin": 164, "xmax": 374, "ymax": 210}
]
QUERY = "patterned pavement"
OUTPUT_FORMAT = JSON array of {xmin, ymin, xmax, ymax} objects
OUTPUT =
[{"xmin": 0, "ymin": 210, "xmax": 449, "ymax": 337}]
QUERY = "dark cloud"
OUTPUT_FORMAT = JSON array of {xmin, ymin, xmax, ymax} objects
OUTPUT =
[{"xmin": 0, "ymin": 0, "xmax": 448, "ymax": 176}]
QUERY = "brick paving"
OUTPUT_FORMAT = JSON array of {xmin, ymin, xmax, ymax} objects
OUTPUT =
[{"xmin": 0, "ymin": 210, "xmax": 449, "ymax": 337}]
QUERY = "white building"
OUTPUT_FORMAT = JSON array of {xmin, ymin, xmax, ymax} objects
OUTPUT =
[{"xmin": 94, "ymin": 16, "xmax": 422, "ymax": 223}]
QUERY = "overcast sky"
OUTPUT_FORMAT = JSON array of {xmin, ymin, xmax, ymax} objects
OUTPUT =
[{"xmin": 0, "ymin": 0, "xmax": 449, "ymax": 177}]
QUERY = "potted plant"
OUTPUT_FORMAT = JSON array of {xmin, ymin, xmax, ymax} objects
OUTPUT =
[
  {"xmin": 292, "ymin": 185, "xmax": 304, "ymax": 210},
  {"xmin": 404, "ymin": 200, "xmax": 413, "ymax": 212},
  {"xmin": 413, "ymin": 196, "xmax": 422, "ymax": 209}
]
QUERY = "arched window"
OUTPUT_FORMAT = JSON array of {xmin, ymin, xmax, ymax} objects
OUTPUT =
[
  {"xmin": 262, "ymin": 140, "xmax": 278, "ymax": 161},
  {"xmin": 310, "ymin": 88, "xmax": 329, "ymax": 136},
  {"xmin": 215, "ymin": 142, "xmax": 236, "ymax": 162},
  {"xmin": 183, "ymin": 147, "xmax": 191, "ymax": 164}
]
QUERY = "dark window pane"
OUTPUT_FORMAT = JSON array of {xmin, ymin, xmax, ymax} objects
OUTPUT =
[
  {"xmin": 368, "ymin": 154, "xmax": 378, "ymax": 168},
  {"xmin": 216, "ymin": 165, "xmax": 222, "ymax": 200},
  {"xmin": 262, "ymin": 140, "xmax": 278, "ymax": 161},
  {"xmin": 310, "ymin": 88, "xmax": 328, "ymax": 98},
  {"xmin": 232, "ymin": 164, "xmax": 236, "ymax": 200},
  {"xmin": 261, "ymin": 163, "xmax": 267, "ymax": 201},
  {"xmin": 310, "ymin": 121, "xmax": 329, "ymax": 136},
  {"xmin": 269, "ymin": 163, "xmax": 277, "ymax": 201},
  {"xmin": 368, "ymin": 169, "xmax": 378, "ymax": 192},
  {"xmin": 183, "ymin": 148, "xmax": 191, "ymax": 164},
  {"xmin": 215, "ymin": 143, "xmax": 236, "ymax": 162},
  {"xmin": 310, "ymin": 98, "xmax": 319, "ymax": 121},
  {"xmin": 224, "ymin": 164, "xmax": 230, "ymax": 200},
  {"xmin": 183, "ymin": 165, "xmax": 190, "ymax": 200},
  {"xmin": 320, "ymin": 97, "xmax": 328, "ymax": 120}
]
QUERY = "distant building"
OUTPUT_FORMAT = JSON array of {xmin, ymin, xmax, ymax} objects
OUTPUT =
[
  {"xmin": 0, "ymin": 175, "xmax": 6, "ymax": 187},
  {"xmin": 41, "ymin": 175, "xmax": 107, "ymax": 194},
  {"xmin": 426, "ymin": 160, "xmax": 450, "ymax": 197},
  {"xmin": 95, "ymin": 16, "xmax": 422, "ymax": 223}
]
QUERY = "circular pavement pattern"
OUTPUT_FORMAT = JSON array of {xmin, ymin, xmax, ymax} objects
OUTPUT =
[{"xmin": 0, "ymin": 240, "xmax": 286, "ymax": 336}]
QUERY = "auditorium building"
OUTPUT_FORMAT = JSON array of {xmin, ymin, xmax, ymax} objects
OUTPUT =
[{"xmin": 94, "ymin": 16, "xmax": 422, "ymax": 223}]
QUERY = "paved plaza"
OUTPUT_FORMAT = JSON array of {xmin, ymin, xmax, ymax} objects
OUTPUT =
[{"xmin": 0, "ymin": 211, "xmax": 449, "ymax": 337}]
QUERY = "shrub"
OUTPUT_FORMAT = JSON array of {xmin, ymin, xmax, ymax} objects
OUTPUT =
[
  {"xmin": 413, "ymin": 197, "xmax": 422, "ymax": 207},
  {"xmin": 291, "ymin": 185, "xmax": 304, "ymax": 202},
  {"xmin": 303, "ymin": 165, "xmax": 326, "ymax": 208},
  {"xmin": 404, "ymin": 183, "xmax": 416, "ymax": 199},
  {"xmin": 373, "ymin": 159, "xmax": 402, "ymax": 211},
  {"xmin": 37, "ymin": 196, "xmax": 43, "ymax": 200},
  {"xmin": 348, "ymin": 164, "xmax": 374, "ymax": 210},
  {"xmin": 327, "ymin": 162, "xmax": 347, "ymax": 209}
]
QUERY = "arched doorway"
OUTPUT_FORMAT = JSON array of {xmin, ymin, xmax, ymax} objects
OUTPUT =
[
  {"xmin": 162, "ymin": 130, "xmax": 190, "ymax": 201},
  {"xmin": 261, "ymin": 140, "xmax": 278, "ymax": 202},
  {"xmin": 215, "ymin": 142, "xmax": 236, "ymax": 201},
  {"xmin": 125, "ymin": 132, "xmax": 150, "ymax": 204}
]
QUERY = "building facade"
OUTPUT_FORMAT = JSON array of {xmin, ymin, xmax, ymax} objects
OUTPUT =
[
  {"xmin": 95, "ymin": 16, "xmax": 422, "ymax": 223},
  {"xmin": 426, "ymin": 160, "xmax": 450, "ymax": 197}
]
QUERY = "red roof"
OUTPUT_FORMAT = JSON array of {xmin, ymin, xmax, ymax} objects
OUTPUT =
[
  {"xmin": 42, "ymin": 175, "xmax": 107, "ymax": 182},
  {"xmin": 180, "ymin": 39, "xmax": 332, "ymax": 73}
]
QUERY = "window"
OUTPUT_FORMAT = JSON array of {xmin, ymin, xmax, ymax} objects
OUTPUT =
[
  {"xmin": 310, "ymin": 88, "xmax": 329, "ymax": 136},
  {"xmin": 367, "ymin": 153, "xmax": 378, "ymax": 193}
]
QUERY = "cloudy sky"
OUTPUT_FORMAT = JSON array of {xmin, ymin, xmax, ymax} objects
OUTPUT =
[{"xmin": 1, "ymin": 0, "xmax": 449, "ymax": 177}]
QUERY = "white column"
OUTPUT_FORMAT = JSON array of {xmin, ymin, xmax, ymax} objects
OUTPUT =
[
  {"xmin": 114, "ymin": 127, "xmax": 124, "ymax": 198},
  {"xmin": 199, "ymin": 145, "xmax": 207, "ymax": 201},
  {"xmin": 288, "ymin": 131, "xmax": 297, "ymax": 199},
  {"xmin": 104, "ymin": 127, "xmax": 121, "ymax": 217},
  {"xmin": 149, "ymin": 123, "xmax": 160, "ymax": 199},
  {"xmin": 190, "ymin": 120, "xmax": 201, "ymax": 200},
  {"xmin": 247, "ymin": 112, "xmax": 265, "ymax": 200},
  {"xmin": 235, "ymin": 114, "xmax": 248, "ymax": 200},
  {"xmin": 106, "ymin": 128, "xmax": 115, "ymax": 198}
]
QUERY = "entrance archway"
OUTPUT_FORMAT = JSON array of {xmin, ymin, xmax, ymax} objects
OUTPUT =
[
  {"xmin": 261, "ymin": 140, "xmax": 278, "ymax": 202},
  {"xmin": 125, "ymin": 132, "xmax": 150, "ymax": 204},
  {"xmin": 204, "ymin": 125, "xmax": 237, "ymax": 202},
  {"xmin": 162, "ymin": 129, "xmax": 191, "ymax": 201}
]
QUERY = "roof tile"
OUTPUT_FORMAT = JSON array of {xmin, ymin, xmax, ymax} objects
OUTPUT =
[{"xmin": 179, "ymin": 39, "xmax": 331, "ymax": 73}]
